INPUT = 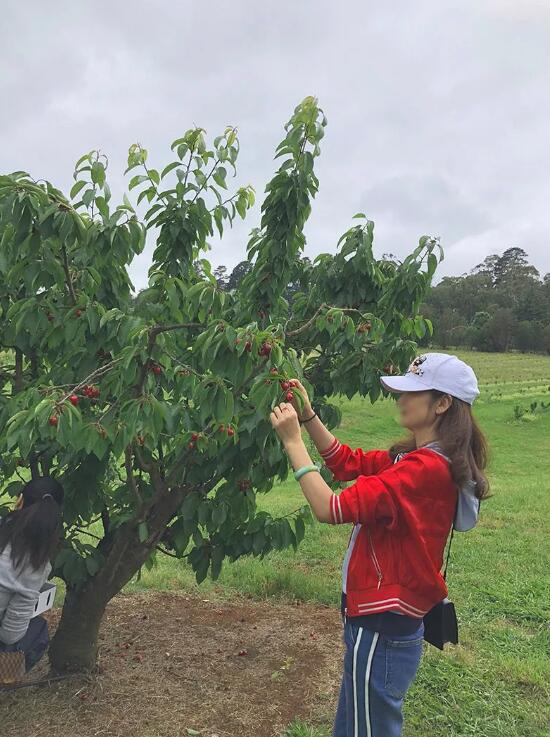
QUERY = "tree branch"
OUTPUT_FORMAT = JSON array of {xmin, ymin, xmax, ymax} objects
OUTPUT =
[
  {"xmin": 136, "ymin": 323, "xmax": 203, "ymax": 395},
  {"xmin": 286, "ymin": 303, "xmax": 369, "ymax": 337},
  {"xmin": 286, "ymin": 303, "xmax": 327, "ymax": 337},
  {"xmin": 61, "ymin": 245, "xmax": 77, "ymax": 305},
  {"xmin": 52, "ymin": 357, "xmax": 123, "ymax": 406},
  {"xmin": 125, "ymin": 447, "xmax": 143, "ymax": 505},
  {"xmin": 14, "ymin": 349, "xmax": 24, "ymax": 394}
]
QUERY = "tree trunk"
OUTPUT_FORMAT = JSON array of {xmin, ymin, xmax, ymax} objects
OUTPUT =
[
  {"xmin": 48, "ymin": 584, "xmax": 108, "ymax": 673},
  {"xmin": 49, "ymin": 485, "xmax": 187, "ymax": 673}
]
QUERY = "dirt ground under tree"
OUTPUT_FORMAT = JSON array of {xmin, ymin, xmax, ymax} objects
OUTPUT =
[{"xmin": 1, "ymin": 590, "xmax": 343, "ymax": 737}]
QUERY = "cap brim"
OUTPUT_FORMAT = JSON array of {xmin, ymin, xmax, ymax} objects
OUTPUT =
[{"xmin": 380, "ymin": 374, "xmax": 431, "ymax": 394}]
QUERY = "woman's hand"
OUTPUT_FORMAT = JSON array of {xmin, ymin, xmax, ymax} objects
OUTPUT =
[
  {"xmin": 288, "ymin": 379, "xmax": 314, "ymax": 421},
  {"xmin": 270, "ymin": 402, "xmax": 302, "ymax": 446}
]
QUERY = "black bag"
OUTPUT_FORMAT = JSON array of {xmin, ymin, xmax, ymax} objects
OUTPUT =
[{"xmin": 423, "ymin": 519, "xmax": 459, "ymax": 650}]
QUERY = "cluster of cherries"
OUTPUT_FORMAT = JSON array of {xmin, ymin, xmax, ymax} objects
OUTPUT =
[
  {"xmin": 235, "ymin": 338, "xmax": 273, "ymax": 357},
  {"xmin": 49, "ymin": 384, "xmax": 100, "ymax": 426},
  {"xmin": 187, "ymin": 423, "xmax": 235, "ymax": 450},
  {"xmin": 263, "ymin": 368, "xmax": 298, "ymax": 401},
  {"xmin": 357, "ymin": 321, "xmax": 372, "ymax": 333}
]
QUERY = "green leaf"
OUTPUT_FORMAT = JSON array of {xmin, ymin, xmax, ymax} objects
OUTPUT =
[
  {"xmin": 213, "ymin": 167, "xmax": 227, "ymax": 189},
  {"xmin": 211, "ymin": 503, "xmax": 227, "ymax": 526},
  {"xmin": 91, "ymin": 161, "xmax": 106, "ymax": 187},
  {"xmin": 129, "ymin": 175, "xmax": 149, "ymax": 190},
  {"xmin": 161, "ymin": 161, "xmax": 181, "ymax": 179},
  {"xmin": 70, "ymin": 181, "xmax": 86, "ymax": 199},
  {"xmin": 138, "ymin": 521, "xmax": 148, "ymax": 543},
  {"xmin": 148, "ymin": 168, "xmax": 160, "ymax": 185},
  {"xmin": 82, "ymin": 189, "xmax": 95, "ymax": 208},
  {"xmin": 295, "ymin": 516, "xmax": 305, "ymax": 545},
  {"xmin": 181, "ymin": 492, "xmax": 200, "ymax": 520}
]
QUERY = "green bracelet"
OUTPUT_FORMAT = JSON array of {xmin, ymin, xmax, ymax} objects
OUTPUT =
[{"xmin": 294, "ymin": 463, "xmax": 321, "ymax": 481}]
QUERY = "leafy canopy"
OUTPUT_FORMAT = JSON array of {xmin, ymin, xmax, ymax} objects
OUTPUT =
[{"xmin": 0, "ymin": 97, "xmax": 441, "ymax": 587}]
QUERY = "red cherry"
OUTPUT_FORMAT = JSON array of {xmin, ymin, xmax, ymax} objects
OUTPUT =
[
  {"xmin": 191, "ymin": 433, "xmax": 199, "ymax": 441},
  {"xmin": 281, "ymin": 381, "xmax": 290, "ymax": 391},
  {"xmin": 244, "ymin": 341, "xmax": 252, "ymax": 352},
  {"xmin": 49, "ymin": 415, "xmax": 58, "ymax": 427},
  {"xmin": 285, "ymin": 391, "xmax": 294, "ymax": 401},
  {"xmin": 289, "ymin": 380, "xmax": 297, "ymax": 387},
  {"xmin": 218, "ymin": 425, "xmax": 225, "ymax": 433},
  {"xmin": 69, "ymin": 394, "xmax": 79, "ymax": 406},
  {"xmin": 188, "ymin": 442, "xmax": 195, "ymax": 449},
  {"xmin": 269, "ymin": 368, "xmax": 278, "ymax": 375},
  {"xmin": 227, "ymin": 427, "xmax": 235, "ymax": 437},
  {"xmin": 152, "ymin": 366, "xmax": 162, "ymax": 375}
]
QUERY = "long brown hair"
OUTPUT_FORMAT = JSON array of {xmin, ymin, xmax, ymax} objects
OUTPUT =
[
  {"xmin": 389, "ymin": 390, "xmax": 490, "ymax": 500},
  {"xmin": 0, "ymin": 476, "xmax": 64, "ymax": 571}
]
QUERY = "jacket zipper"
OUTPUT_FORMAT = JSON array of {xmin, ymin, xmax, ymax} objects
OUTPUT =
[{"xmin": 367, "ymin": 528, "xmax": 383, "ymax": 589}]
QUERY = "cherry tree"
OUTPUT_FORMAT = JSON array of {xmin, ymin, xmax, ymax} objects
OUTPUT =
[{"xmin": 0, "ymin": 97, "xmax": 441, "ymax": 672}]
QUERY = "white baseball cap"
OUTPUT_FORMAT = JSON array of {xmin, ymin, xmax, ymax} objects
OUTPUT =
[{"xmin": 380, "ymin": 352, "xmax": 480, "ymax": 405}]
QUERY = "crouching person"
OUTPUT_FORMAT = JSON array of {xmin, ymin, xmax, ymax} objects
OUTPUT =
[{"xmin": 0, "ymin": 476, "xmax": 64, "ymax": 677}]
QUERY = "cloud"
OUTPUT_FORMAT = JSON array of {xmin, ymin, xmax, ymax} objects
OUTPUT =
[{"xmin": 1, "ymin": 0, "xmax": 549, "ymax": 291}]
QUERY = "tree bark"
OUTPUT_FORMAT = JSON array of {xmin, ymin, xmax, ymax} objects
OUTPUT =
[
  {"xmin": 49, "ymin": 484, "xmax": 187, "ymax": 673},
  {"xmin": 48, "ymin": 584, "xmax": 108, "ymax": 672}
]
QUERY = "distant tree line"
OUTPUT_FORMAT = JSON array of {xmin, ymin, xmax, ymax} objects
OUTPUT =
[{"xmin": 418, "ymin": 247, "xmax": 550, "ymax": 353}]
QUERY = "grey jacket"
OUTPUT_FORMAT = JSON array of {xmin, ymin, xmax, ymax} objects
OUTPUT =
[{"xmin": 0, "ymin": 542, "xmax": 51, "ymax": 644}]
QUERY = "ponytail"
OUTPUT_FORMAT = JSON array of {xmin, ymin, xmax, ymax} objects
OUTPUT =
[{"xmin": 0, "ymin": 476, "xmax": 64, "ymax": 571}]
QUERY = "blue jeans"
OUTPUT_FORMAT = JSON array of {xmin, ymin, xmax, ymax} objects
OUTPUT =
[
  {"xmin": 333, "ymin": 617, "xmax": 424, "ymax": 737},
  {"xmin": 0, "ymin": 615, "xmax": 50, "ymax": 672}
]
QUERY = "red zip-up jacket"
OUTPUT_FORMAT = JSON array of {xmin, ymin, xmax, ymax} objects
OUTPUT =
[{"xmin": 320, "ymin": 438, "xmax": 457, "ymax": 618}]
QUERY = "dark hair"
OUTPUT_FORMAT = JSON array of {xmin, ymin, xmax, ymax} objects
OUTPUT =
[
  {"xmin": 389, "ymin": 390, "xmax": 490, "ymax": 500},
  {"xmin": 0, "ymin": 476, "xmax": 64, "ymax": 571}
]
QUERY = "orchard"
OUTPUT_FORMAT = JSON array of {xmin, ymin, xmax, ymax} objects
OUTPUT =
[{"xmin": 0, "ymin": 97, "xmax": 440, "ymax": 673}]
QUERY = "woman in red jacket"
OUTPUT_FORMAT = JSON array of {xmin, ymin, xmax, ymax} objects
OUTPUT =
[{"xmin": 270, "ymin": 352, "xmax": 489, "ymax": 737}]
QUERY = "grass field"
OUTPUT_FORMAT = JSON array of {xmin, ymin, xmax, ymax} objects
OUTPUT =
[
  {"xmin": 44, "ymin": 350, "xmax": 550, "ymax": 735},
  {"xmin": 116, "ymin": 352, "xmax": 550, "ymax": 737}
]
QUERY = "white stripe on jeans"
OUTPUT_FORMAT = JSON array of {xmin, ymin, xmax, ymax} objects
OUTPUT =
[
  {"xmin": 365, "ymin": 631, "xmax": 380, "ymax": 737},
  {"xmin": 352, "ymin": 627, "xmax": 363, "ymax": 737}
]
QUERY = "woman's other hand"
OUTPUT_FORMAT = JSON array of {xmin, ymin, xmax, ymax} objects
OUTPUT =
[{"xmin": 270, "ymin": 402, "xmax": 302, "ymax": 446}]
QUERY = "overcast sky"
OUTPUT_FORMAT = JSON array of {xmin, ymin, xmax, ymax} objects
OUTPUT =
[{"xmin": 2, "ymin": 1, "xmax": 549, "ymax": 291}]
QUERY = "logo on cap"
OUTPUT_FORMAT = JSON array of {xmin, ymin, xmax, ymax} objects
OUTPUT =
[{"xmin": 407, "ymin": 355, "xmax": 427, "ymax": 376}]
